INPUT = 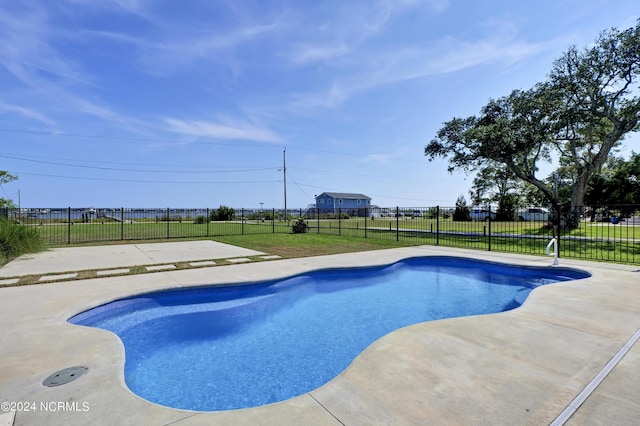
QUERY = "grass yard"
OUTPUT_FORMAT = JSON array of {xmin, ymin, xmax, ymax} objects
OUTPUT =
[
  {"xmin": 41, "ymin": 221, "xmax": 290, "ymax": 245},
  {"xmin": 211, "ymin": 233, "xmax": 419, "ymax": 258},
  {"xmin": 318, "ymin": 217, "xmax": 638, "ymax": 239}
]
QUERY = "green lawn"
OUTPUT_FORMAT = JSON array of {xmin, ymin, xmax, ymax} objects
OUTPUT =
[
  {"xmin": 212, "ymin": 233, "xmax": 418, "ymax": 258},
  {"xmin": 315, "ymin": 217, "xmax": 638, "ymax": 239},
  {"xmin": 38, "ymin": 220, "xmax": 289, "ymax": 245}
]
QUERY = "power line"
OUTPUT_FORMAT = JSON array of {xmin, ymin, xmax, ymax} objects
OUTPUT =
[
  {"xmin": 0, "ymin": 154, "xmax": 278, "ymax": 174},
  {"xmin": 0, "ymin": 151, "xmax": 273, "ymax": 169},
  {"xmin": 1, "ymin": 151, "xmax": 423, "ymax": 179},
  {"xmin": 285, "ymin": 170, "xmax": 313, "ymax": 201},
  {"xmin": 10, "ymin": 171, "xmax": 282, "ymax": 185}
]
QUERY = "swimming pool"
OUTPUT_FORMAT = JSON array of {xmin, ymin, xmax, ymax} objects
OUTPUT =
[{"xmin": 69, "ymin": 256, "xmax": 589, "ymax": 411}]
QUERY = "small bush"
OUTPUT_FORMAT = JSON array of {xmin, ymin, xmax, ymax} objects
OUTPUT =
[
  {"xmin": 194, "ymin": 215, "xmax": 209, "ymax": 224},
  {"xmin": 210, "ymin": 205, "xmax": 235, "ymax": 221},
  {"xmin": 0, "ymin": 219, "xmax": 45, "ymax": 265},
  {"xmin": 291, "ymin": 218, "xmax": 310, "ymax": 234},
  {"xmin": 452, "ymin": 195, "xmax": 472, "ymax": 221}
]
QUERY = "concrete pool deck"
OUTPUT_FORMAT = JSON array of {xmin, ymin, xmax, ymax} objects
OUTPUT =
[
  {"xmin": 0, "ymin": 240, "xmax": 266, "ymax": 278},
  {"xmin": 0, "ymin": 243, "xmax": 639, "ymax": 425}
]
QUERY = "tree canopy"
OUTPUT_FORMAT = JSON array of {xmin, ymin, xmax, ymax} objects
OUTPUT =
[
  {"xmin": 425, "ymin": 20, "xmax": 640, "ymax": 221},
  {"xmin": 469, "ymin": 163, "xmax": 524, "ymax": 220},
  {"xmin": 585, "ymin": 152, "xmax": 640, "ymax": 208},
  {"xmin": 0, "ymin": 171, "xmax": 18, "ymax": 208}
]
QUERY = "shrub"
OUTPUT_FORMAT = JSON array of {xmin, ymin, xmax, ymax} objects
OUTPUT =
[
  {"xmin": 291, "ymin": 218, "xmax": 310, "ymax": 234},
  {"xmin": 496, "ymin": 194, "xmax": 518, "ymax": 221},
  {"xmin": 194, "ymin": 215, "xmax": 209, "ymax": 224},
  {"xmin": 453, "ymin": 195, "xmax": 472, "ymax": 221},
  {"xmin": 0, "ymin": 219, "xmax": 45, "ymax": 265},
  {"xmin": 210, "ymin": 205, "xmax": 235, "ymax": 221},
  {"xmin": 426, "ymin": 207, "xmax": 439, "ymax": 219}
]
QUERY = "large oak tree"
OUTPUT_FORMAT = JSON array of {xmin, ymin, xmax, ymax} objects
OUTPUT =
[{"xmin": 425, "ymin": 21, "xmax": 640, "ymax": 226}]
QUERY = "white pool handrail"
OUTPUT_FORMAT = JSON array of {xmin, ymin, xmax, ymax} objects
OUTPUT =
[{"xmin": 546, "ymin": 238, "xmax": 559, "ymax": 266}]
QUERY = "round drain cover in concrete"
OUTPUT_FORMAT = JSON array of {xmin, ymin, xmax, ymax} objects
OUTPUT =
[{"xmin": 43, "ymin": 366, "xmax": 88, "ymax": 387}]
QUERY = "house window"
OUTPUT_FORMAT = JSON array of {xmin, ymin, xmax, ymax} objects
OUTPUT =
[
  {"xmin": 318, "ymin": 199, "xmax": 324, "ymax": 204},
  {"xmin": 327, "ymin": 199, "xmax": 332, "ymax": 204},
  {"xmin": 338, "ymin": 199, "xmax": 343, "ymax": 204},
  {"xmin": 357, "ymin": 199, "xmax": 361, "ymax": 205}
]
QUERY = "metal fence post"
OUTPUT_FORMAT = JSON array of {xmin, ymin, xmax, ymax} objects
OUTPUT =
[
  {"xmin": 436, "ymin": 206, "xmax": 440, "ymax": 246},
  {"xmin": 121, "ymin": 207, "xmax": 124, "ymax": 240},
  {"xmin": 396, "ymin": 206, "xmax": 399, "ymax": 242},
  {"xmin": 338, "ymin": 208, "xmax": 342, "ymax": 236},
  {"xmin": 67, "ymin": 207, "xmax": 71, "ymax": 244},
  {"xmin": 206, "ymin": 208, "xmax": 210, "ymax": 237},
  {"xmin": 556, "ymin": 208, "xmax": 562, "ymax": 259},
  {"xmin": 166, "ymin": 207, "xmax": 170, "ymax": 239},
  {"xmin": 364, "ymin": 208, "xmax": 368, "ymax": 238},
  {"xmin": 242, "ymin": 208, "xmax": 245, "ymax": 235},
  {"xmin": 272, "ymin": 208, "xmax": 275, "ymax": 233},
  {"xmin": 488, "ymin": 206, "xmax": 492, "ymax": 252},
  {"xmin": 317, "ymin": 207, "xmax": 320, "ymax": 234}
]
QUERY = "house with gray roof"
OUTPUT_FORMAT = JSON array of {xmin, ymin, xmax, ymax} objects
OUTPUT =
[{"xmin": 315, "ymin": 192, "xmax": 372, "ymax": 216}]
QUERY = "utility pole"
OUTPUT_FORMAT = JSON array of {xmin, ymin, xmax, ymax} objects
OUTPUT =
[{"xmin": 283, "ymin": 147, "xmax": 287, "ymax": 221}]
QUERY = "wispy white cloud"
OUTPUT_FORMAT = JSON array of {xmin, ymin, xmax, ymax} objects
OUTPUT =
[
  {"xmin": 283, "ymin": 0, "xmax": 450, "ymax": 67},
  {"xmin": 163, "ymin": 117, "xmax": 283, "ymax": 143},
  {"xmin": 76, "ymin": 29, "xmax": 145, "ymax": 47},
  {"xmin": 288, "ymin": 44, "xmax": 350, "ymax": 66},
  {"xmin": 0, "ymin": 102, "xmax": 55, "ymax": 125},
  {"xmin": 0, "ymin": 2, "xmax": 181, "ymax": 133},
  {"xmin": 79, "ymin": 18, "xmax": 283, "ymax": 77},
  {"xmin": 359, "ymin": 153, "xmax": 395, "ymax": 164},
  {"xmin": 358, "ymin": 144, "xmax": 417, "ymax": 165},
  {"xmin": 0, "ymin": 3, "xmax": 133, "ymax": 131},
  {"xmin": 0, "ymin": 5, "xmax": 92, "ymax": 87},
  {"xmin": 0, "ymin": 29, "xmax": 147, "ymax": 132},
  {"xmin": 288, "ymin": 29, "xmax": 555, "ymax": 109},
  {"xmin": 154, "ymin": 22, "xmax": 280, "ymax": 60},
  {"xmin": 67, "ymin": 0, "xmax": 153, "ymax": 21}
]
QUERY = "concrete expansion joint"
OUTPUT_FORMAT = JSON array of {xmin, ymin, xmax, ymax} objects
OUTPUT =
[
  {"xmin": 162, "ymin": 412, "xmax": 200, "ymax": 425},
  {"xmin": 308, "ymin": 393, "xmax": 345, "ymax": 425},
  {"xmin": 134, "ymin": 244, "xmax": 157, "ymax": 262},
  {"xmin": 550, "ymin": 326, "xmax": 640, "ymax": 425}
]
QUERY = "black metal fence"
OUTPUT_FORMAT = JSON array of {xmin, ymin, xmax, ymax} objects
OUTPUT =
[
  {"xmin": 3, "ymin": 205, "xmax": 639, "ymax": 264},
  {"xmin": 2, "ymin": 207, "xmax": 293, "ymax": 245}
]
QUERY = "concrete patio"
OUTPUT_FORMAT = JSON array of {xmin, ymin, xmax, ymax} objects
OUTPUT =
[{"xmin": 1, "ymin": 243, "xmax": 639, "ymax": 425}]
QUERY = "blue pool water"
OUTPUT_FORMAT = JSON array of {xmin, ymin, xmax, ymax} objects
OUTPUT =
[{"xmin": 69, "ymin": 256, "xmax": 589, "ymax": 411}]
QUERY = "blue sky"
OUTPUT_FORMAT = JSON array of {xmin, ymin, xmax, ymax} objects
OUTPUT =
[{"xmin": 0, "ymin": 0, "xmax": 638, "ymax": 209}]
